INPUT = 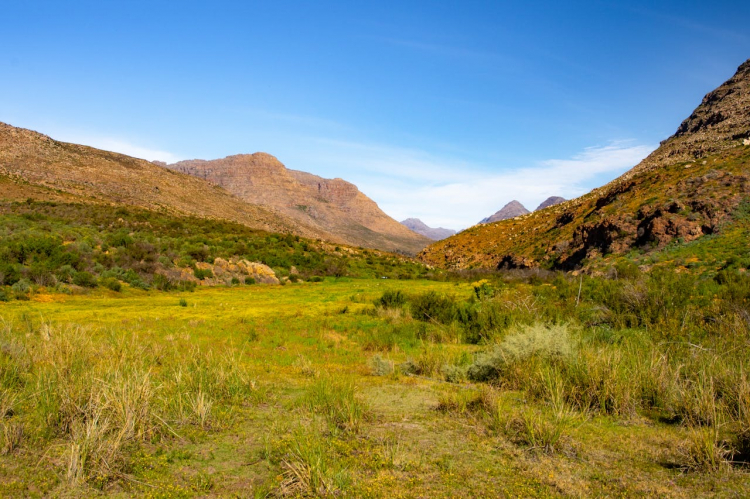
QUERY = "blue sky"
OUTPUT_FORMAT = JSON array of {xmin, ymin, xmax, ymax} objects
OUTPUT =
[{"xmin": 2, "ymin": 1, "xmax": 750, "ymax": 229}]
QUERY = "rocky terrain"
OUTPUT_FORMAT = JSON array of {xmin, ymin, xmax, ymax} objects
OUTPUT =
[
  {"xmin": 0, "ymin": 123, "xmax": 323, "ymax": 239},
  {"xmin": 479, "ymin": 200, "xmax": 530, "ymax": 224},
  {"xmin": 166, "ymin": 154, "xmax": 431, "ymax": 255},
  {"xmin": 400, "ymin": 218, "xmax": 456, "ymax": 240},
  {"xmin": 535, "ymin": 196, "xmax": 566, "ymax": 211},
  {"xmin": 157, "ymin": 257, "xmax": 280, "ymax": 286},
  {"xmin": 420, "ymin": 59, "xmax": 750, "ymax": 271}
]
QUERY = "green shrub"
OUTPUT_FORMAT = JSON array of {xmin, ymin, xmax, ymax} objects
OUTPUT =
[
  {"xmin": 100, "ymin": 277, "xmax": 122, "ymax": 292},
  {"xmin": 179, "ymin": 298, "xmax": 188, "ymax": 307},
  {"xmin": 468, "ymin": 324, "xmax": 574, "ymax": 382},
  {"xmin": 375, "ymin": 290, "xmax": 407, "ymax": 309},
  {"xmin": 410, "ymin": 291, "xmax": 457, "ymax": 324},
  {"xmin": 193, "ymin": 268, "xmax": 213, "ymax": 280},
  {"xmin": 244, "ymin": 277, "xmax": 256, "ymax": 285},
  {"xmin": 11, "ymin": 279, "xmax": 31, "ymax": 294},
  {"xmin": 72, "ymin": 271, "xmax": 97, "ymax": 288},
  {"xmin": 0, "ymin": 287, "xmax": 10, "ymax": 302}
]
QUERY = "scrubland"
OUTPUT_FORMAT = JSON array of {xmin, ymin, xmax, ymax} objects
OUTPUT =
[{"xmin": 1, "ymin": 270, "xmax": 749, "ymax": 497}]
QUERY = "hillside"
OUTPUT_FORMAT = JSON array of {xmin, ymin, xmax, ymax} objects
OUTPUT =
[
  {"xmin": 166, "ymin": 154, "xmax": 431, "ymax": 255},
  {"xmin": 479, "ymin": 200, "xmax": 530, "ymax": 224},
  {"xmin": 421, "ymin": 59, "xmax": 750, "ymax": 271},
  {"xmin": 0, "ymin": 123, "xmax": 324, "ymax": 239},
  {"xmin": 401, "ymin": 218, "xmax": 456, "ymax": 240}
]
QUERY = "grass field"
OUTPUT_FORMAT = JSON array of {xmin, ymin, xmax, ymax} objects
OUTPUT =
[{"xmin": 1, "ymin": 278, "xmax": 749, "ymax": 497}]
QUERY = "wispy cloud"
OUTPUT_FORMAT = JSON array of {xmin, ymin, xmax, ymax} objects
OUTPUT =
[{"xmin": 54, "ymin": 133, "xmax": 182, "ymax": 163}]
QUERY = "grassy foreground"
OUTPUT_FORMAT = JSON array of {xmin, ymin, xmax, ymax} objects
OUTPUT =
[{"xmin": 1, "ymin": 278, "xmax": 749, "ymax": 497}]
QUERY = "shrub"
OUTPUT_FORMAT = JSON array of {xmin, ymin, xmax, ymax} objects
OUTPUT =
[
  {"xmin": 11, "ymin": 279, "xmax": 31, "ymax": 294},
  {"xmin": 467, "ymin": 323, "xmax": 574, "ymax": 382},
  {"xmin": 231, "ymin": 277, "xmax": 240, "ymax": 285},
  {"xmin": 308, "ymin": 276, "xmax": 323, "ymax": 283},
  {"xmin": 369, "ymin": 355, "xmax": 394, "ymax": 376},
  {"xmin": 245, "ymin": 277, "xmax": 256, "ymax": 285},
  {"xmin": 410, "ymin": 291, "xmax": 457, "ymax": 324},
  {"xmin": 179, "ymin": 298, "xmax": 188, "ymax": 307},
  {"xmin": 100, "ymin": 277, "xmax": 121, "ymax": 292},
  {"xmin": 193, "ymin": 268, "xmax": 213, "ymax": 280},
  {"xmin": 375, "ymin": 290, "xmax": 406, "ymax": 309},
  {"xmin": 72, "ymin": 271, "xmax": 97, "ymax": 288}
]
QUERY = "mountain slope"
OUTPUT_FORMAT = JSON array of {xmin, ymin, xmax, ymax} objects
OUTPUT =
[
  {"xmin": 420, "ymin": 59, "xmax": 750, "ymax": 271},
  {"xmin": 166, "ymin": 154, "xmax": 431, "ymax": 254},
  {"xmin": 0, "ymin": 122, "xmax": 329, "ymax": 239},
  {"xmin": 480, "ymin": 200, "xmax": 530, "ymax": 224},
  {"xmin": 401, "ymin": 218, "xmax": 456, "ymax": 240}
]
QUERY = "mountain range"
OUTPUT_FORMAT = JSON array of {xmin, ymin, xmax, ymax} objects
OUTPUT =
[
  {"xmin": 0, "ymin": 125, "xmax": 430, "ymax": 255},
  {"xmin": 400, "ymin": 218, "xmax": 456, "ymax": 240},
  {"xmin": 479, "ymin": 196, "xmax": 566, "ymax": 224},
  {"xmin": 163, "ymin": 154, "xmax": 430, "ymax": 255},
  {"xmin": 420, "ymin": 59, "xmax": 750, "ymax": 271}
]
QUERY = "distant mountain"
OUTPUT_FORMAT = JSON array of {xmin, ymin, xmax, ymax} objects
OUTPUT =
[
  {"xmin": 535, "ymin": 196, "xmax": 566, "ymax": 211},
  {"xmin": 480, "ymin": 200, "xmax": 530, "ymax": 224},
  {"xmin": 420, "ymin": 58, "xmax": 750, "ymax": 271},
  {"xmin": 401, "ymin": 218, "xmax": 456, "ymax": 240},
  {"xmin": 166, "ymin": 154, "xmax": 431, "ymax": 255}
]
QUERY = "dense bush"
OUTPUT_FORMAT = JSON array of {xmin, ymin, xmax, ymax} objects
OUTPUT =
[{"xmin": 0, "ymin": 200, "xmax": 429, "ymax": 299}]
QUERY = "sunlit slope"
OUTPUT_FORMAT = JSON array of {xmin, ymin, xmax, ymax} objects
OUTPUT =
[{"xmin": 0, "ymin": 122, "xmax": 326, "ymax": 239}]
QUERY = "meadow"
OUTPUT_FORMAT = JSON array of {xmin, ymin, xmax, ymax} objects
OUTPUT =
[{"xmin": 1, "ymin": 273, "xmax": 749, "ymax": 497}]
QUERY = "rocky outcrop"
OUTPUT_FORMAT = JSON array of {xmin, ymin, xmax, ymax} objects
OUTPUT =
[
  {"xmin": 480, "ymin": 201, "xmax": 530, "ymax": 224},
  {"xmin": 156, "ymin": 257, "xmax": 279, "ymax": 286},
  {"xmin": 166, "ymin": 154, "xmax": 431, "ymax": 255},
  {"xmin": 400, "ymin": 218, "xmax": 456, "ymax": 240}
]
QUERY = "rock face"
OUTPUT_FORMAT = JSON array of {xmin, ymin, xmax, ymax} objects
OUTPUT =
[
  {"xmin": 0, "ymin": 122, "xmax": 321, "ymax": 239},
  {"xmin": 535, "ymin": 196, "xmax": 566, "ymax": 211},
  {"xmin": 480, "ymin": 201, "xmax": 530, "ymax": 224},
  {"xmin": 420, "ymin": 58, "xmax": 750, "ymax": 271},
  {"xmin": 400, "ymin": 218, "xmax": 456, "ymax": 240},
  {"xmin": 157, "ymin": 257, "xmax": 279, "ymax": 286},
  {"xmin": 166, "ymin": 154, "xmax": 431, "ymax": 255}
]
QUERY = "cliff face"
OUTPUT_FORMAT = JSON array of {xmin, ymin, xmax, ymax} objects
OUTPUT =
[
  {"xmin": 0, "ymin": 123, "xmax": 321, "ymax": 238},
  {"xmin": 167, "ymin": 154, "xmax": 431, "ymax": 255},
  {"xmin": 420, "ymin": 59, "xmax": 750, "ymax": 271}
]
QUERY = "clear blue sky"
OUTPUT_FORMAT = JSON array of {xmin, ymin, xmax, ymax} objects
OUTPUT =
[{"xmin": 2, "ymin": 1, "xmax": 750, "ymax": 229}]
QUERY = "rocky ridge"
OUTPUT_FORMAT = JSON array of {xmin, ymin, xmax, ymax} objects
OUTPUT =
[
  {"xmin": 400, "ymin": 218, "xmax": 456, "ymax": 240},
  {"xmin": 166, "ymin": 154, "xmax": 431, "ymax": 255},
  {"xmin": 0, "ymin": 123, "xmax": 323, "ymax": 239}
]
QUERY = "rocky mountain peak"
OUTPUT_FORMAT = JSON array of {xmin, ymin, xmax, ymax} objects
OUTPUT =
[
  {"xmin": 535, "ymin": 196, "xmax": 566, "ymax": 211},
  {"xmin": 480, "ymin": 200, "xmax": 530, "ymax": 224}
]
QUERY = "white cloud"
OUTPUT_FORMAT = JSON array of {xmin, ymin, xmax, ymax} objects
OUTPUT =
[
  {"xmin": 305, "ymin": 140, "xmax": 655, "ymax": 231},
  {"xmin": 53, "ymin": 133, "xmax": 182, "ymax": 163}
]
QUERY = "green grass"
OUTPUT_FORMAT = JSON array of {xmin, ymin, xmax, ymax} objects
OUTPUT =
[{"xmin": 0, "ymin": 278, "xmax": 749, "ymax": 497}]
